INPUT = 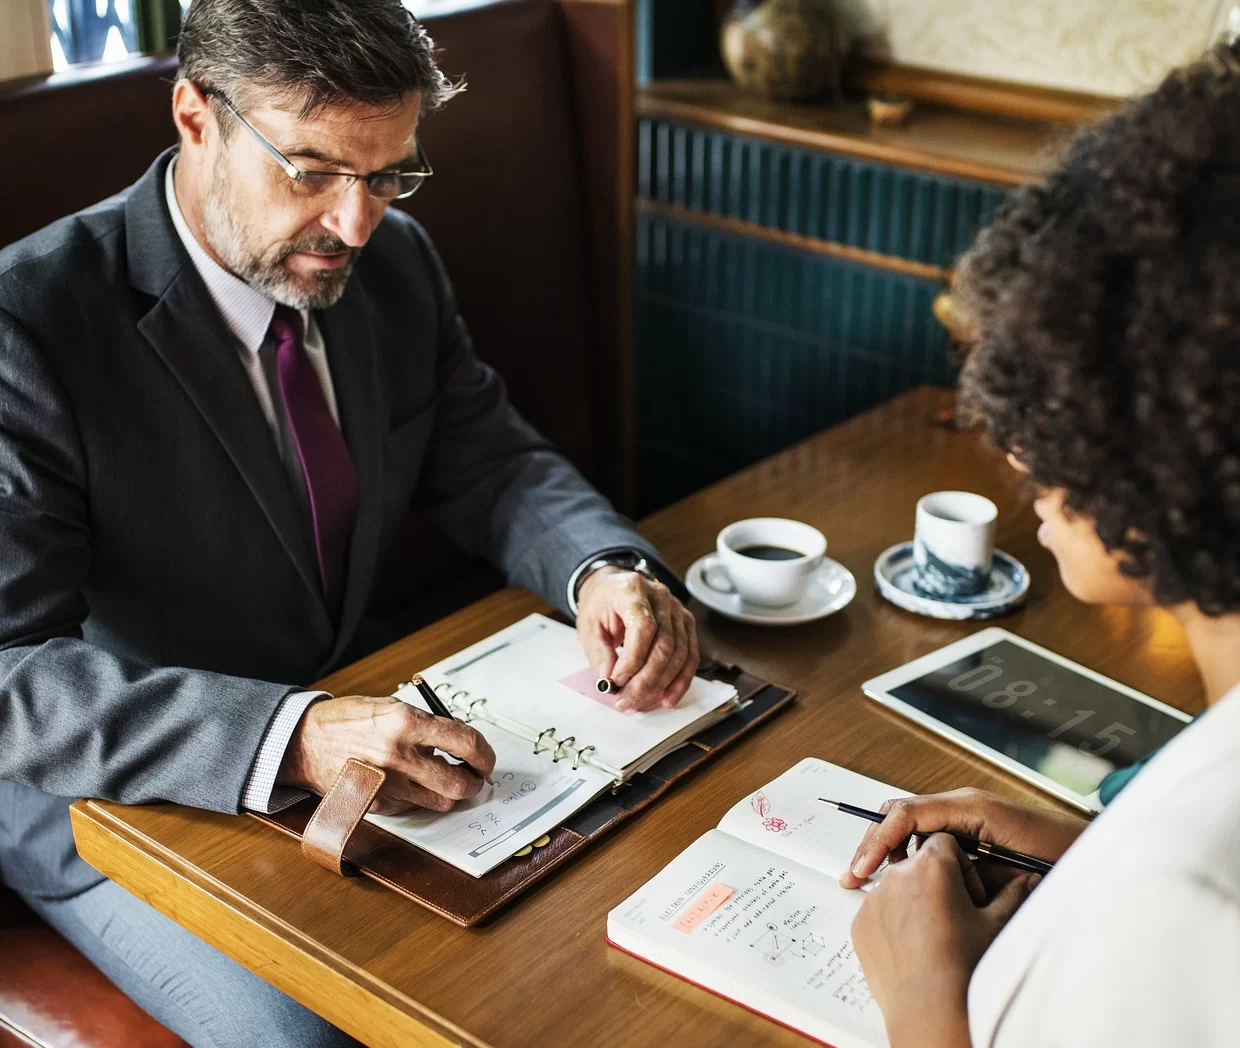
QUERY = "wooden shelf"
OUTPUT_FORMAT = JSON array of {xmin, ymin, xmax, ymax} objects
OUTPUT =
[
  {"xmin": 849, "ymin": 59, "xmax": 1118, "ymax": 127},
  {"xmin": 638, "ymin": 79, "xmax": 1076, "ymax": 187}
]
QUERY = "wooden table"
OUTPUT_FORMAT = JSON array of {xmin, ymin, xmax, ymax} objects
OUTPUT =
[{"xmin": 70, "ymin": 387, "xmax": 1203, "ymax": 1048}]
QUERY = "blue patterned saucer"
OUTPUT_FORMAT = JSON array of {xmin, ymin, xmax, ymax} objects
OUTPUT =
[{"xmin": 874, "ymin": 542, "xmax": 1029, "ymax": 620}]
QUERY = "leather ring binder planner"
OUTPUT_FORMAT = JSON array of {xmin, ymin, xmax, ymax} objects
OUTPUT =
[{"xmin": 252, "ymin": 615, "xmax": 796, "ymax": 925}]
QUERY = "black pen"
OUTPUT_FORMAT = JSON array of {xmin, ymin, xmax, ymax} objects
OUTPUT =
[
  {"xmin": 818, "ymin": 799, "xmax": 1054, "ymax": 876},
  {"xmin": 410, "ymin": 675, "xmax": 494, "ymax": 784},
  {"xmin": 410, "ymin": 674, "xmax": 456, "ymax": 719}
]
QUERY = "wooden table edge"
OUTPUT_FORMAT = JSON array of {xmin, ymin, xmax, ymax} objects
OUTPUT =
[{"xmin": 70, "ymin": 799, "xmax": 485, "ymax": 1048}]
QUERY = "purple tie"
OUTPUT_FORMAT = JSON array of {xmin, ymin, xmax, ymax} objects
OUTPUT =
[{"xmin": 270, "ymin": 306, "xmax": 359, "ymax": 611}]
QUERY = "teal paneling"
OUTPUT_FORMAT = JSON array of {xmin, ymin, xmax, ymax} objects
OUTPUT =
[
  {"xmin": 636, "ymin": 213, "xmax": 956, "ymax": 512},
  {"xmin": 637, "ymin": 118, "xmax": 1009, "ymax": 269}
]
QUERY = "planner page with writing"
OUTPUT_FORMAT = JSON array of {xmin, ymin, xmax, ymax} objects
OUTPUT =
[
  {"xmin": 422, "ymin": 614, "xmax": 738, "ymax": 777},
  {"xmin": 607, "ymin": 830, "xmax": 888, "ymax": 1048},
  {"xmin": 717, "ymin": 759, "xmax": 910, "ymax": 884},
  {"xmin": 366, "ymin": 720, "xmax": 614, "ymax": 877}
]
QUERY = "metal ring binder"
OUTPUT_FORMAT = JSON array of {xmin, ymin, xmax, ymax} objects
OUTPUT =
[{"xmin": 399, "ymin": 678, "xmax": 618, "ymax": 778}]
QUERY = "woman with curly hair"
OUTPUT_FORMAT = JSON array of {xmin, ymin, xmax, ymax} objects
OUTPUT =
[{"xmin": 837, "ymin": 43, "xmax": 1240, "ymax": 1048}]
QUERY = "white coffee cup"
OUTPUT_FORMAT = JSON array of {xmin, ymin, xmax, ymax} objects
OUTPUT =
[
  {"xmin": 913, "ymin": 491, "xmax": 997, "ymax": 599},
  {"xmin": 702, "ymin": 517, "xmax": 827, "ymax": 607}
]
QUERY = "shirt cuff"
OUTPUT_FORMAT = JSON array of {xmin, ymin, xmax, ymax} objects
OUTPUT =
[{"xmin": 241, "ymin": 690, "xmax": 326, "ymax": 813}]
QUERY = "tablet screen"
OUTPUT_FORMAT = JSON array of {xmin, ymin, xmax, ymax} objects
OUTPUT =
[{"xmin": 887, "ymin": 640, "xmax": 1187, "ymax": 796}]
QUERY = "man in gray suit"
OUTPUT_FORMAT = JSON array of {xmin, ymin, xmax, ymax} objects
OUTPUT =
[{"xmin": 0, "ymin": 1, "xmax": 699, "ymax": 1043}]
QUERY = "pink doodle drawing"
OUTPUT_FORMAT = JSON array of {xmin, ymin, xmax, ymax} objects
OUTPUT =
[{"xmin": 752, "ymin": 791, "xmax": 785, "ymax": 831}]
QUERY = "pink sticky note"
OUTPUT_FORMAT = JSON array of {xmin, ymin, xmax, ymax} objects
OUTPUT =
[
  {"xmin": 557, "ymin": 667, "xmax": 635, "ymax": 715},
  {"xmin": 673, "ymin": 883, "xmax": 734, "ymax": 933}
]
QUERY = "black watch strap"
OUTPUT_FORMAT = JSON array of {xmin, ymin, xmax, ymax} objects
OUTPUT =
[{"xmin": 578, "ymin": 551, "xmax": 690, "ymax": 607}]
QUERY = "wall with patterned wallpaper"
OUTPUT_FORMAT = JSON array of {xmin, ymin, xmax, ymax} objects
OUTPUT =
[{"xmin": 838, "ymin": 0, "xmax": 1233, "ymax": 98}]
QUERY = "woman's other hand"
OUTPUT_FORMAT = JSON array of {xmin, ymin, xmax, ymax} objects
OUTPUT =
[
  {"xmin": 851, "ymin": 833, "xmax": 1039, "ymax": 1048},
  {"xmin": 840, "ymin": 787, "xmax": 1084, "ymax": 895}
]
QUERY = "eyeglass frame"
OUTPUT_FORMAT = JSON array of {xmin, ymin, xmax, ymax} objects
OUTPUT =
[{"xmin": 203, "ymin": 87, "xmax": 433, "ymax": 200}]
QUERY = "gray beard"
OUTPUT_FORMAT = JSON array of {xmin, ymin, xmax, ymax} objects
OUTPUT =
[{"xmin": 202, "ymin": 172, "xmax": 359, "ymax": 310}]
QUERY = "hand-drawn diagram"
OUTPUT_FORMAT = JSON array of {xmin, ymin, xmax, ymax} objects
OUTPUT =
[
  {"xmin": 791, "ymin": 931, "xmax": 828, "ymax": 959},
  {"xmin": 750, "ymin": 924, "xmax": 830, "ymax": 965},
  {"xmin": 750, "ymin": 922, "xmax": 790, "ymax": 965}
]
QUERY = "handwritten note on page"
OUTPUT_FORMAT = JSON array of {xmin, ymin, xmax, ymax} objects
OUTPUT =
[{"xmin": 367, "ymin": 722, "xmax": 614, "ymax": 877}]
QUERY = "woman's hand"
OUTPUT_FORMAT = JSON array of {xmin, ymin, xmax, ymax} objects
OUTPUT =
[
  {"xmin": 840, "ymin": 787, "xmax": 1085, "ymax": 895},
  {"xmin": 852, "ymin": 833, "xmax": 1039, "ymax": 1048}
]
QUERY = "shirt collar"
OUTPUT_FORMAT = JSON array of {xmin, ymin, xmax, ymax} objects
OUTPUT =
[{"xmin": 165, "ymin": 159, "xmax": 307, "ymax": 355}]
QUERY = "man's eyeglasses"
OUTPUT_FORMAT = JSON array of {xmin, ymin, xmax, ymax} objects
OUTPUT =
[{"xmin": 206, "ymin": 89, "xmax": 432, "ymax": 201}]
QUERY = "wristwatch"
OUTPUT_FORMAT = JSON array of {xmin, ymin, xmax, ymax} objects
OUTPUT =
[{"xmin": 571, "ymin": 550, "xmax": 690, "ymax": 612}]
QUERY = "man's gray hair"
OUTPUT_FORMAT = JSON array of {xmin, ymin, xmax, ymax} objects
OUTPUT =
[{"xmin": 177, "ymin": 0, "xmax": 461, "ymax": 118}]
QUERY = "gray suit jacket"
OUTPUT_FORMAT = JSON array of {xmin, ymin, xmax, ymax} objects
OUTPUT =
[{"xmin": 0, "ymin": 150, "xmax": 658, "ymax": 900}]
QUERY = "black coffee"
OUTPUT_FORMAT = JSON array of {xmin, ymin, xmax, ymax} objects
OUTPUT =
[{"xmin": 735, "ymin": 544, "xmax": 804, "ymax": 561}]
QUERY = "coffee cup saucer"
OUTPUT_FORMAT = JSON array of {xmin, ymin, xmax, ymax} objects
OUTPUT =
[
  {"xmin": 685, "ymin": 553, "xmax": 857, "ymax": 626},
  {"xmin": 874, "ymin": 541, "xmax": 1029, "ymax": 620}
]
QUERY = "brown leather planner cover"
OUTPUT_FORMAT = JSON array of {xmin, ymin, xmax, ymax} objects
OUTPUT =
[{"xmin": 251, "ymin": 663, "xmax": 795, "ymax": 926}]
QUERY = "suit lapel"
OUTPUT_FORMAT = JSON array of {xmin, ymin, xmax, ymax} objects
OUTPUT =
[
  {"xmin": 318, "ymin": 279, "xmax": 386, "ymax": 669},
  {"xmin": 137, "ymin": 271, "xmax": 328, "ymax": 612},
  {"xmin": 126, "ymin": 150, "xmax": 329, "ymax": 621}
]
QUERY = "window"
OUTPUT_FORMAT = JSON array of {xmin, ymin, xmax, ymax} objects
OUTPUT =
[
  {"xmin": 41, "ymin": 0, "xmax": 448, "ymax": 74},
  {"xmin": 48, "ymin": 0, "xmax": 139, "ymax": 69}
]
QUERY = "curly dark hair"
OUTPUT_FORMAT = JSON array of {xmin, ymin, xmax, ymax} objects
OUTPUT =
[{"xmin": 956, "ymin": 42, "xmax": 1240, "ymax": 616}]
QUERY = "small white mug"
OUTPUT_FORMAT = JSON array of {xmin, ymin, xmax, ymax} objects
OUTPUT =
[
  {"xmin": 913, "ymin": 491, "xmax": 997, "ymax": 599},
  {"xmin": 702, "ymin": 517, "xmax": 827, "ymax": 607}
]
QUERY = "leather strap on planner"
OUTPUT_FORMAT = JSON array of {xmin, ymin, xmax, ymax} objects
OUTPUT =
[{"xmin": 301, "ymin": 758, "xmax": 386, "ymax": 876}]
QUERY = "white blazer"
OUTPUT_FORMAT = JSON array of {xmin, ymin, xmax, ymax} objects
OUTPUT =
[{"xmin": 968, "ymin": 683, "xmax": 1240, "ymax": 1046}]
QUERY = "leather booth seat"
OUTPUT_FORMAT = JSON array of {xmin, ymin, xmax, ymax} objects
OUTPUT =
[
  {"xmin": 0, "ymin": 0, "xmax": 633, "ymax": 1043},
  {"xmin": 0, "ymin": 889, "xmax": 187, "ymax": 1048}
]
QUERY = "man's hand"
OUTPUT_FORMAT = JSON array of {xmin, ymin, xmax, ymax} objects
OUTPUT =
[
  {"xmin": 840, "ymin": 787, "xmax": 1085, "ymax": 895},
  {"xmin": 576, "ymin": 566, "xmax": 700, "ymax": 713},
  {"xmin": 277, "ymin": 695, "xmax": 496, "ymax": 815},
  {"xmin": 851, "ymin": 833, "xmax": 1038, "ymax": 1048}
]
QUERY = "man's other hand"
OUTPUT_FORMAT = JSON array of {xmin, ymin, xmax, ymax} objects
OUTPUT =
[
  {"xmin": 277, "ymin": 695, "xmax": 496, "ymax": 814},
  {"xmin": 576, "ymin": 566, "xmax": 700, "ymax": 713}
]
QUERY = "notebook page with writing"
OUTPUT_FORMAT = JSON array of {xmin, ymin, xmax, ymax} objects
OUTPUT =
[
  {"xmin": 717, "ymin": 758, "xmax": 911, "ymax": 884},
  {"xmin": 607, "ymin": 829, "xmax": 887, "ymax": 1048},
  {"xmin": 423, "ymin": 613, "xmax": 738, "ymax": 776},
  {"xmin": 366, "ymin": 721, "xmax": 614, "ymax": 877}
]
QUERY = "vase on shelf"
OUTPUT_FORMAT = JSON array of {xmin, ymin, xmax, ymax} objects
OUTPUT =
[{"xmin": 720, "ymin": 0, "xmax": 849, "ymax": 103}]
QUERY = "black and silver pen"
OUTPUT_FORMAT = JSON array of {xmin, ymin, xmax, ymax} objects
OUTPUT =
[
  {"xmin": 410, "ymin": 674, "xmax": 455, "ymax": 719},
  {"xmin": 410, "ymin": 675, "xmax": 494, "ymax": 784},
  {"xmin": 818, "ymin": 799, "xmax": 1054, "ymax": 876}
]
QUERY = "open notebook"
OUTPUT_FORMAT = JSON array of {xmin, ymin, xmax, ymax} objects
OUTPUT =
[
  {"xmin": 607, "ymin": 758, "xmax": 911, "ymax": 1048},
  {"xmin": 367, "ymin": 614, "xmax": 739, "ymax": 876}
]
